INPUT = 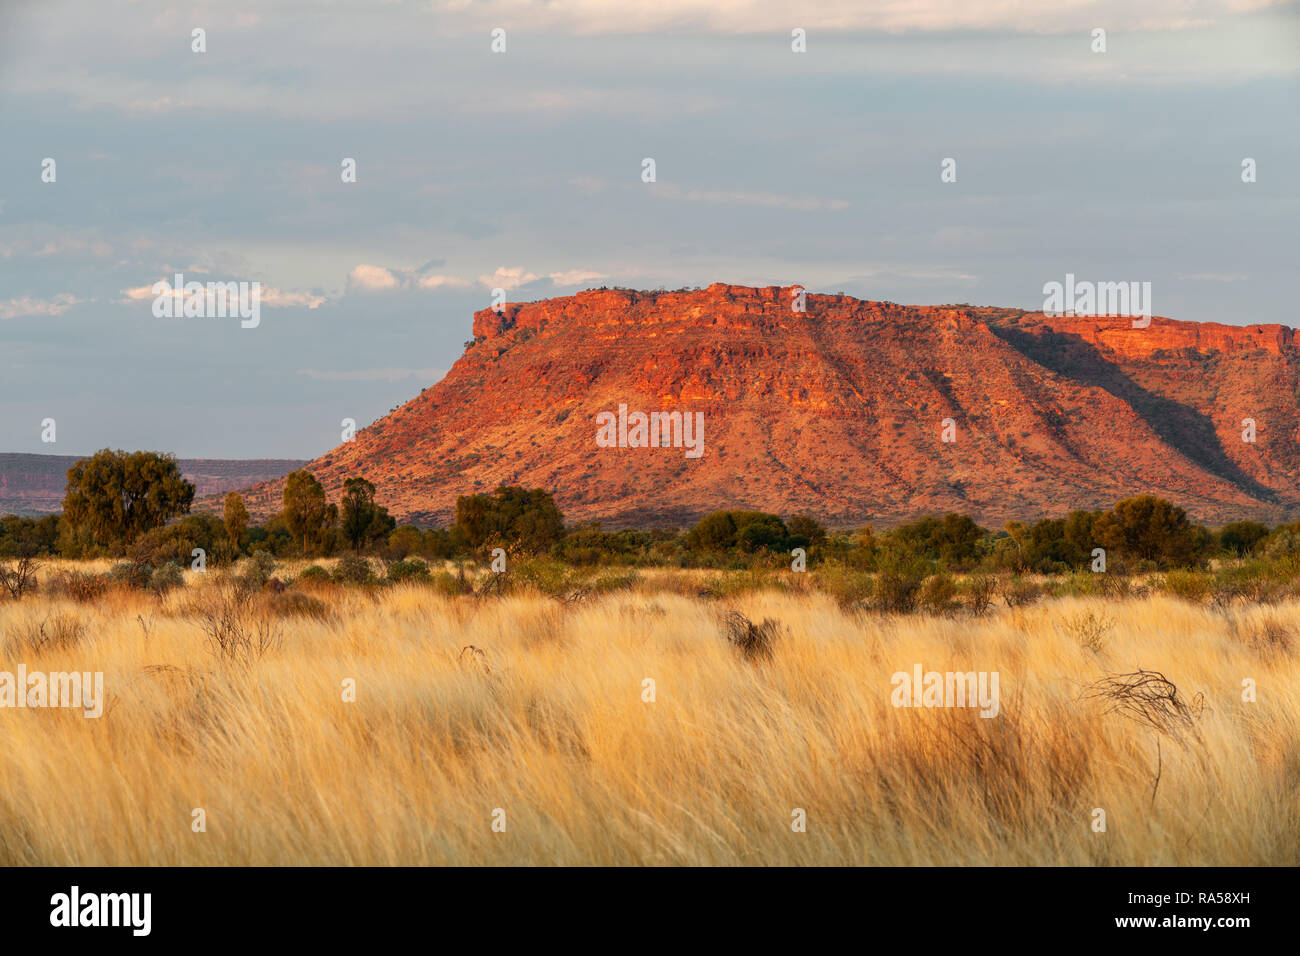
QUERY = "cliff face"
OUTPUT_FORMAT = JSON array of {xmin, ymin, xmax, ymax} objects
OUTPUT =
[{"xmin": 234, "ymin": 284, "xmax": 1300, "ymax": 528}]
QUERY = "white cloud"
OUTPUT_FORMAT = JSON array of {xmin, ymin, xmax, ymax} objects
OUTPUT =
[
  {"xmin": 261, "ymin": 288, "xmax": 326, "ymax": 309},
  {"xmin": 119, "ymin": 281, "xmax": 324, "ymax": 309},
  {"xmin": 0, "ymin": 294, "xmax": 83, "ymax": 320},
  {"xmin": 475, "ymin": 266, "xmax": 609, "ymax": 289},
  {"xmin": 348, "ymin": 264, "xmax": 473, "ymax": 292},
  {"xmin": 416, "ymin": 274, "xmax": 472, "ymax": 290},
  {"xmin": 478, "ymin": 266, "xmax": 541, "ymax": 290},
  {"xmin": 348, "ymin": 264, "xmax": 403, "ymax": 292},
  {"xmin": 549, "ymin": 270, "xmax": 608, "ymax": 286}
]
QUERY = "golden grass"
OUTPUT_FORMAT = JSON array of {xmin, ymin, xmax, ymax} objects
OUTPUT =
[{"xmin": 0, "ymin": 567, "xmax": 1296, "ymax": 865}]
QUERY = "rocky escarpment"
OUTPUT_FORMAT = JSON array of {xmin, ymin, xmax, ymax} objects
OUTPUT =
[{"xmin": 230, "ymin": 283, "xmax": 1300, "ymax": 528}]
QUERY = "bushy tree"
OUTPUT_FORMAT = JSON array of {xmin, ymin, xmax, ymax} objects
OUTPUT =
[
  {"xmin": 130, "ymin": 514, "xmax": 224, "ymax": 568},
  {"xmin": 282, "ymin": 470, "xmax": 336, "ymax": 555},
  {"xmin": 62, "ymin": 449, "xmax": 195, "ymax": 553},
  {"xmin": 786, "ymin": 514, "xmax": 827, "ymax": 549},
  {"xmin": 1217, "ymin": 520, "xmax": 1269, "ymax": 558},
  {"xmin": 886, "ymin": 513, "xmax": 986, "ymax": 569},
  {"xmin": 340, "ymin": 477, "xmax": 395, "ymax": 553},
  {"xmin": 1092, "ymin": 495, "xmax": 1203, "ymax": 568},
  {"xmin": 224, "ymin": 492, "xmax": 250, "ymax": 556},
  {"xmin": 387, "ymin": 525, "xmax": 424, "ymax": 560},
  {"xmin": 0, "ymin": 514, "xmax": 60, "ymax": 558},
  {"xmin": 685, "ymin": 511, "xmax": 794, "ymax": 555},
  {"xmin": 685, "ymin": 511, "xmax": 738, "ymax": 553},
  {"xmin": 453, "ymin": 486, "xmax": 564, "ymax": 554}
]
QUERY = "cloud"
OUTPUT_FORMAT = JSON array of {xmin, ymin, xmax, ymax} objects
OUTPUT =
[
  {"xmin": 0, "ymin": 294, "xmax": 83, "ymax": 320},
  {"xmin": 426, "ymin": 0, "xmax": 1286, "ymax": 35},
  {"xmin": 119, "ymin": 281, "xmax": 324, "ymax": 309},
  {"xmin": 477, "ymin": 266, "xmax": 611, "ymax": 290},
  {"xmin": 416, "ymin": 274, "xmax": 472, "ymax": 290},
  {"xmin": 0, "ymin": 236, "xmax": 115, "ymax": 258},
  {"xmin": 348, "ymin": 263, "xmax": 472, "ymax": 292},
  {"xmin": 260, "ymin": 288, "xmax": 326, "ymax": 309},
  {"xmin": 549, "ymin": 270, "xmax": 608, "ymax": 286},
  {"xmin": 659, "ymin": 186, "xmax": 850, "ymax": 212},
  {"xmin": 297, "ymin": 367, "xmax": 446, "ymax": 383},
  {"xmin": 478, "ymin": 266, "xmax": 541, "ymax": 290},
  {"xmin": 347, "ymin": 264, "xmax": 402, "ymax": 292}
]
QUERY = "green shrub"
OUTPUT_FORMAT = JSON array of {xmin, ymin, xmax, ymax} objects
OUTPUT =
[
  {"xmin": 151, "ymin": 561, "xmax": 185, "ymax": 594},
  {"xmin": 812, "ymin": 564, "xmax": 874, "ymax": 609},
  {"xmin": 874, "ymin": 554, "xmax": 928, "ymax": 613},
  {"xmin": 1160, "ymin": 569, "xmax": 1212, "ymax": 603},
  {"xmin": 919, "ymin": 573, "xmax": 959, "ymax": 615},
  {"xmin": 240, "ymin": 550, "xmax": 277, "ymax": 590},
  {"xmin": 45, "ymin": 570, "xmax": 109, "ymax": 603},
  {"xmin": 108, "ymin": 561, "xmax": 153, "ymax": 590},
  {"xmin": 432, "ymin": 570, "xmax": 474, "ymax": 597},
  {"xmin": 998, "ymin": 574, "xmax": 1043, "ymax": 609},
  {"xmin": 961, "ymin": 573, "xmax": 997, "ymax": 616},
  {"xmin": 387, "ymin": 558, "xmax": 432, "ymax": 583},
  {"xmin": 296, "ymin": 564, "xmax": 331, "ymax": 585},
  {"xmin": 265, "ymin": 591, "xmax": 331, "ymax": 620},
  {"xmin": 333, "ymin": 554, "xmax": 375, "ymax": 585}
]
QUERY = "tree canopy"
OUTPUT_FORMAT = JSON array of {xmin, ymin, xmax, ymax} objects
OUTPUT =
[{"xmin": 62, "ymin": 449, "xmax": 195, "ymax": 552}]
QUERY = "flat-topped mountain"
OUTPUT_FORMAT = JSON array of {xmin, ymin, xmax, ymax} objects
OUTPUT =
[
  {"xmin": 0, "ymin": 454, "xmax": 305, "ymax": 517},
  {"xmin": 230, "ymin": 283, "xmax": 1300, "ymax": 528}
]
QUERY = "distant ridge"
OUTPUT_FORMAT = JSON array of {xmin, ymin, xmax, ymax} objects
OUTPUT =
[
  {"xmin": 208, "ymin": 281, "xmax": 1300, "ymax": 528},
  {"xmin": 0, "ymin": 453, "xmax": 306, "ymax": 517}
]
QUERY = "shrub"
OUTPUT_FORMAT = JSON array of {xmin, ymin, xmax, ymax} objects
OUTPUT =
[
  {"xmin": 0, "ymin": 554, "xmax": 41, "ymax": 600},
  {"xmin": 264, "ymin": 591, "xmax": 331, "ymax": 621},
  {"xmin": 720, "ymin": 609, "xmax": 781, "ymax": 662},
  {"xmin": 1212, "ymin": 562, "xmax": 1292, "ymax": 606},
  {"xmin": 109, "ymin": 561, "xmax": 153, "ymax": 590},
  {"xmin": 1061, "ymin": 611, "xmax": 1113, "ymax": 652},
  {"xmin": 5, "ymin": 611, "xmax": 86, "ymax": 655},
  {"xmin": 813, "ymin": 565, "xmax": 875, "ymax": 609},
  {"xmin": 45, "ymin": 570, "xmax": 108, "ymax": 603},
  {"xmin": 432, "ymin": 569, "xmax": 474, "ymax": 597},
  {"xmin": 295, "ymin": 565, "xmax": 331, "ymax": 585},
  {"xmin": 1160, "ymin": 569, "xmax": 1212, "ymax": 603},
  {"xmin": 919, "ymin": 573, "xmax": 959, "ymax": 616},
  {"xmin": 387, "ymin": 558, "xmax": 432, "ymax": 583},
  {"xmin": 239, "ymin": 551, "xmax": 277, "ymax": 591},
  {"xmin": 506, "ymin": 556, "xmax": 571, "ymax": 597},
  {"xmin": 998, "ymin": 574, "xmax": 1043, "ymax": 609},
  {"xmin": 333, "ymin": 554, "xmax": 375, "ymax": 585},
  {"xmin": 873, "ymin": 554, "xmax": 927, "ymax": 613},
  {"xmin": 151, "ymin": 561, "xmax": 185, "ymax": 595},
  {"xmin": 962, "ymin": 573, "xmax": 997, "ymax": 616},
  {"xmin": 192, "ymin": 585, "xmax": 280, "ymax": 663}
]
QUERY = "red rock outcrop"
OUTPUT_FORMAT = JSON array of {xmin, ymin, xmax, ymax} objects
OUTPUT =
[{"xmin": 231, "ymin": 284, "xmax": 1300, "ymax": 528}]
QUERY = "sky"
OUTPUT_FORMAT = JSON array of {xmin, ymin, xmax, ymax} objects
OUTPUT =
[{"xmin": 1, "ymin": 0, "xmax": 1298, "ymax": 459}]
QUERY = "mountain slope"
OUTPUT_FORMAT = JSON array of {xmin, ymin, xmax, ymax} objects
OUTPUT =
[{"xmin": 234, "ymin": 284, "xmax": 1300, "ymax": 528}]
